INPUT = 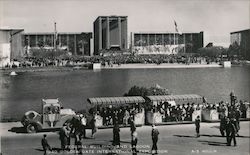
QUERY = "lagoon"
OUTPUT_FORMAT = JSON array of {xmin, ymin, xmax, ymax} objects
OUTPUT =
[{"xmin": 1, "ymin": 66, "xmax": 250, "ymax": 121}]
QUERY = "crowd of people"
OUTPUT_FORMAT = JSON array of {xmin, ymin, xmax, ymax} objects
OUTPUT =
[
  {"xmin": 39, "ymin": 92, "xmax": 248, "ymax": 154},
  {"xmin": 3, "ymin": 53, "xmax": 219, "ymax": 69},
  {"xmin": 147, "ymin": 98, "xmax": 249, "ymax": 123},
  {"xmin": 149, "ymin": 102, "xmax": 198, "ymax": 122},
  {"xmin": 92, "ymin": 104, "xmax": 143, "ymax": 126}
]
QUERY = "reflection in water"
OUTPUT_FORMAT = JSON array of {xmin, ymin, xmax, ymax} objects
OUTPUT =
[{"xmin": 0, "ymin": 66, "xmax": 250, "ymax": 121}]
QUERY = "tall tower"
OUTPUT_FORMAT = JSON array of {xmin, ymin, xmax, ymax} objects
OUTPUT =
[{"xmin": 93, "ymin": 16, "xmax": 128, "ymax": 55}]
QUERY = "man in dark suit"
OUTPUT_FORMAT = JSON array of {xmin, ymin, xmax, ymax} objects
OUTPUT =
[
  {"xmin": 151, "ymin": 125, "xmax": 160, "ymax": 154},
  {"xmin": 41, "ymin": 134, "xmax": 51, "ymax": 155},
  {"xmin": 228, "ymin": 119, "xmax": 237, "ymax": 146},
  {"xmin": 195, "ymin": 116, "xmax": 201, "ymax": 137}
]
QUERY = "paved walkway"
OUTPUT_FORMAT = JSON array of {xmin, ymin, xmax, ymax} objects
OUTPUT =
[{"xmin": 1, "ymin": 121, "xmax": 249, "ymax": 155}]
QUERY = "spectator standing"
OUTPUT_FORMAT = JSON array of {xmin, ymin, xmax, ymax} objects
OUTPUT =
[
  {"xmin": 80, "ymin": 114, "xmax": 87, "ymax": 138},
  {"xmin": 235, "ymin": 107, "xmax": 241, "ymax": 136},
  {"xmin": 113, "ymin": 123, "xmax": 120, "ymax": 147},
  {"xmin": 151, "ymin": 125, "xmax": 159, "ymax": 154},
  {"xmin": 130, "ymin": 118, "xmax": 136, "ymax": 135},
  {"xmin": 131, "ymin": 128, "xmax": 138, "ymax": 155},
  {"xmin": 91, "ymin": 116, "xmax": 97, "ymax": 138},
  {"xmin": 41, "ymin": 134, "xmax": 51, "ymax": 155},
  {"xmin": 228, "ymin": 119, "xmax": 237, "ymax": 146},
  {"xmin": 195, "ymin": 116, "xmax": 201, "ymax": 137},
  {"xmin": 239, "ymin": 101, "xmax": 247, "ymax": 118},
  {"xmin": 225, "ymin": 117, "xmax": 231, "ymax": 146},
  {"xmin": 59, "ymin": 125, "xmax": 70, "ymax": 151},
  {"xmin": 219, "ymin": 115, "xmax": 226, "ymax": 137}
]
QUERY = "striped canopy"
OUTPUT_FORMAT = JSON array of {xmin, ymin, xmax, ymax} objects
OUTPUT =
[
  {"xmin": 147, "ymin": 94, "xmax": 203, "ymax": 102},
  {"xmin": 87, "ymin": 96, "xmax": 145, "ymax": 105}
]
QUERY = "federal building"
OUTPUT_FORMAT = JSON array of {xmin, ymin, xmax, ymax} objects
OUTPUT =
[
  {"xmin": 93, "ymin": 16, "xmax": 128, "ymax": 55},
  {"xmin": 131, "ymin": 31, "xmax": 204, "ymax": 54},
  {"xmin": 230, "ymin": 29, "xmax": 250, "ymax": 60}
]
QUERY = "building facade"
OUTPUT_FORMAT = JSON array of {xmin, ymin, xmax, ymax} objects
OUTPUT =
[
  {"xmin": 23, "ymin": 32, "xmax": 92, "ymax": 56},
  {"xmin": 0, "ymin": 29, "xmax": 24, "ymax": 67},
  {"xmin": 230, "ymin": 29, "xmax": 250, "ymax": 60},
  {"xmin": 131, "ymin": 31, "xmax": 203, "ymax": 55},
  {"xmin": 94, "ymin": 16, "xmax": 128, "ymax": 55}
]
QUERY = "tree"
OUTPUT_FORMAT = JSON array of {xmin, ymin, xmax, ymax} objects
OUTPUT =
[
  {"xmin": 124, "ymin": 86, "xmax": 149, "ymax": 97},
  {"xmin": 124, "ymin": 85, "xmax": 170, "ymax": 97},
  {"xmin": 197, "ymin": 46, "xmax": 226, "ymax": 58},
  {"xmin": 227, "ymin": 42, "xmax": 246, "ymax": 60}
]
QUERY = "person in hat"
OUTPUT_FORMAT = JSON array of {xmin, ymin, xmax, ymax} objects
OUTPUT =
[
  {"xmin": 195, "ymin": 116, "xmax": 201, "ymax": 137},
  {"xmin": 151, "ymin": 125, "xmax": 159, "ymax": 154},
  {"xmin": 228, "ymin": 118, "xmax": 237, "ymax": 146},
  {"xmin": 131, "ymin": 128, "xmax": 138, "ymax": 155},
  {"xmin": 91, "ymin": 116, "xmax": 97, "ymax": 138},
  {"xmin": 79, "ymin": 114, "xmax": 87, "ymax": 138},
  {"xmin": 41, "ymin": 134, "xmax": 51, "ymax": 155}
]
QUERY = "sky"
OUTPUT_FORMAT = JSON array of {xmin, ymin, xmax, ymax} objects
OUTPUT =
[{"xmin": 0, "ymin": 0, "xmax": 249, "ymax": 47}]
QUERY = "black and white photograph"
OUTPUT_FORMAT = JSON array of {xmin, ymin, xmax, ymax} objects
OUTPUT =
[{"xmin": 0, "ymin": 0, "xmax": 249, "ymax": 155}]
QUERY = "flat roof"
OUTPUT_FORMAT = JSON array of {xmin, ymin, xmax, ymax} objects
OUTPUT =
[
  {"xmin": 133, "ymin": 31, "xmax": 203, "ymax": 34},
  {"xmin": 147, "ymin": 94, "xmax": 203, "ymax": 102},
  {"xmin": 97, "ymin": 15, "xmax": 127, "ymax": 18},
  {"xmin": 94, "ymin": 16, "xmax": 127, "ymax": 22},
  {"xmin": 0, "ymin": 28, "xmax": 24, "ymax": 31},
  {"xmin": 87, "ymin": 96, "xmax": 145, "ymax": 105},
  {"xmin": 24, "ymin": 32, "xmax": 92, "ymax": 35},
  {"xmin": 230, "ymin": 29, "xmax": 250, "ymax": 34}
]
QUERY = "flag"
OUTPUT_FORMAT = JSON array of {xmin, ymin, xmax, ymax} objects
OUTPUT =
[
  {"xmin": 174, "ymin": 20, "xmax": 178, "ymax": 32},
  {"xmin": 174, "ymin": 20, "xmax": 182, "ymax": 35}
]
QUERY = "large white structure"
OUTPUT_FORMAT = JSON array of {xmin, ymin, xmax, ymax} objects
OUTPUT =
[
  {"xmin": 0, "ymin": 43, "xmax": 11, "ymax": 67},
  {"xmin": 0, "ymin": 29, "xmax": 24, "ymax": 67}
]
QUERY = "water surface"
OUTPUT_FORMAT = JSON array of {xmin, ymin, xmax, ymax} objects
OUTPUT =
[{"xmin": 1, "ymin": 66, "xmax": 250, "ymax": 121}]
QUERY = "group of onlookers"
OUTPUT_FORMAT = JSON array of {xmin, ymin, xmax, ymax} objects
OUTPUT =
[
  {"xmin": 95, "ymin": 105, "xmax": 143, "ymax": 126},
  {"xmin": 148, "ymin": 99, "xmax": 249, "ymax": 123},
  {"xmin": 150, "ymin": 102, "xmax": 198, "ymax": 122},
  {"xmin": 3, "ymin": 53, "xmax": 219, "ymax": 69}
]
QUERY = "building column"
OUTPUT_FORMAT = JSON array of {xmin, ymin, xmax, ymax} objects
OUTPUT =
[
  {"xmin": 124, "ymin": 18, "xmax": 128, "ymax": 49},
  {"xmin": 106, "ymin": 17, "xmax": 110, "ymax": 49},
  {"xmin": 130, "ymin": 32, "xmax": 133, "ymax": 50},
  {"xmin": 51, "ymin": 35, "xmax": 54, "ymax": 47},
  {"xmin": 162, "ymin": 34, "xmax": 164, "ymax": 45},
  {"xmin": 140, "ymin": 33, "xmax": 142, "ymax": 47},
  {"xmin": 59, "ymin": 35, "xmax": 61, "ymax": 47},
  {"xmin": 169, "ymin": 34, "xmax": 171, "ymax": 45},
  {"xmin": 35, "ymin": 35, "xmax": 38, "ymax": 47},
  {"xmin": 67, "ymin": 35, "xmax": 69, "ymax": 52},
  {"xmin": 28, "ymin": 35, "xmax": 31, "ymax": 47},
  {"xmin": 98, "ymin": 17, "xmax": 102, "ymax": 51},
  {"xmin": 43, "ymin": 35, "xmax": 46, "ymax": 46},
  {"xmin": 74, "ymin": 34, "xmax": 77, "ymax": 55},
  {"xmin": 118, "ymin": 17, "xmax": 122, "ymax": 48},
  {"xmin": 147, "ymin": 34, "xmax": 149, "ymax": 47},
  {"xmin": 154, "ymin": 34, "xmax": 156, "ymax": 45}
]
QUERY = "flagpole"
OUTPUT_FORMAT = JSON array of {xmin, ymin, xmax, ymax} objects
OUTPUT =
[
  {"xmin": 174, "ymin": 20, "xmax": 176, "ymax": 54},
  {"xmin": 54, "ymin": 22, "xmax": 57, "ymax": 51}
]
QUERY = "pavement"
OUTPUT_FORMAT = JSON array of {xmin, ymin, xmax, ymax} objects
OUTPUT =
[{"xmin": 0, "ymin": 121, "xmax": 250, "ymax": 155}]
